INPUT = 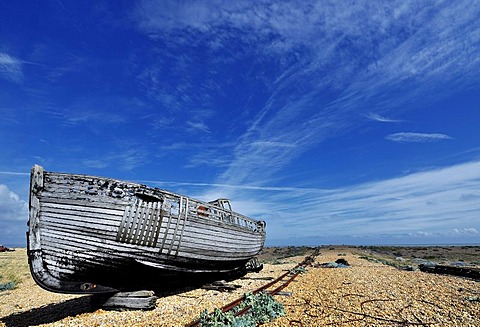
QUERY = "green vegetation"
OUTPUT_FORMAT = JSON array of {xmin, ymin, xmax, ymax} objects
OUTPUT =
[
  {"xmin": 358, "ymin": 254, "xmax": 408, "ymax": 269},
  {"xmin": 198, "ymin": 292, "xmax": 285, "ymax": 326},
  {"xmin": 0, "ymin": 281, "xmax": 16, "ymax": 291},
  {"xmin": 0, "ymin": 248, "xmax": 30, "ymax": 291},
  {"xmin": 356, "ymin": 245, "xmax": 480, "ymax": 268},
  {"xmin": 289, "ymin": 266, "xmax": 307, "ymax": 274},
  {"xmin": 258, "ymin": 246, "xmax": 316, "ymax": 264},
  {"xmin": 271, "ymin": 259, "xmax": 287, "ymax": 265}
]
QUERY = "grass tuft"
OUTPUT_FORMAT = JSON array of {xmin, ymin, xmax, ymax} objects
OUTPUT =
[{"xmin": 0, "ymin": 248, "xmax": 30, "ymax": 290}]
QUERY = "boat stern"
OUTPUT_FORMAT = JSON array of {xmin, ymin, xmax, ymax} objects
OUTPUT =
[{"xmin": 27, "ymin": 165, "xmax": 117, "ymax": 294}]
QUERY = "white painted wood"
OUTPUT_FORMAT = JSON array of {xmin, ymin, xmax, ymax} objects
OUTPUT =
[{"xmin": 27, "ymin": 165, "xmax": 266, "ymax": 294}]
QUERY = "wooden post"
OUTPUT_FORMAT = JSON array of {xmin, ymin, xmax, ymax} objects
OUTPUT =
[{"xmin": 95, "ymin": 290, "xmax": 158, "ymax": 310}]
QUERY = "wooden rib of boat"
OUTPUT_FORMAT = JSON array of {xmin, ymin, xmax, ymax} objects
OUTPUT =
[{"xmin": 27, "ymin": 165, "xmax": 266, "ymax": 294}]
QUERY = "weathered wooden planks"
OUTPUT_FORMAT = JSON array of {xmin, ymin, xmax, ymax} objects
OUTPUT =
[
  {"xmin": 28, "ymin": 164, "xmax": 266, "ymax": 294},
  {"xmin": 419, "ymin": 264, "xmax": 480, "ymax": 280},
  {"xmin": 94, "ymin": 290, "xmax": 158, "ymax": 310}
]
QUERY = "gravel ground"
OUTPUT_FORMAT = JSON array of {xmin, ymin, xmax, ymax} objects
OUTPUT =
[
  {"xmin": 1, "ymin": 249, "xmax": 479, "ymax": 326},
  {"xmin": 0, "ymin": 250, "xmax": 300, "ymax": 327},
  {"xmin": 265, "ymin": 250, "xmax": 479, "ymax": 326}
]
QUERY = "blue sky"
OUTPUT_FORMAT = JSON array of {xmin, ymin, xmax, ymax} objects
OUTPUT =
[{"xmin": 1, "ymin": 1, "xmax": 479, "ymax": 246}]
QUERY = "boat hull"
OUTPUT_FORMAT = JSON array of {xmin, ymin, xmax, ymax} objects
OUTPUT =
[{"xmin": 27, "ymin": 165, "xmax": 266, "ymax": 293}]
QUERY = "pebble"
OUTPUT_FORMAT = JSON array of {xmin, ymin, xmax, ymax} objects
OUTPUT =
[
  {"xmin": 1, "ymin": 250, "xmax": 479, "ymax": 326},
  {"xmin": 264, "ymin": 250, "xmax": 479, "ymax": 326}
]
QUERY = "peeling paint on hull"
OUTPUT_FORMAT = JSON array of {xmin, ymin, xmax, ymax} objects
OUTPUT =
[{"xmin": 27, "ymin": 165, "xmax": 266, "ymax": 294}]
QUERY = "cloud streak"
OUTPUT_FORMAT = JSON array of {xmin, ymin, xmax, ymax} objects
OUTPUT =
[
  {"xmin": 0, "ymin": 184, "xmax": 28, "ymax": 222},
  {"xmin": 83, "ymin": 146, "xmax": 150, "ymax": 171},
  {"xmin": 225, "ymin": 160, "xmax": 480, "ymax": 243},
  {"xmin": 2, "ymin": 1, "xmax": 478, "ymax": 246},
  {"xmin": 133, "ymin": 1, "xmax": 479, "ymax": 187},
  {"xmin": 0, "ymin": 184, "xmax": 28, "ymax": 245},
  {"xmin": 142, "ymin": 179, "xmax": 327, "ymax": 193},
  {"xmin": 0, "ymin": 53, "xmax": 23, "ymax": 83},
  {"xmin": 0, "ymin": 171, "xmax": 30, "ymax": 176},
  {"xmin": 366, "ymin": 113, "xmax": 404, "ymax": 123},
  {"xmin": 385, "ymin": 132, "xmax": 453, "ymax": 143},
  {"xmin": 186, "ymin": 121, "xmax": 210, "ymax": 133}
]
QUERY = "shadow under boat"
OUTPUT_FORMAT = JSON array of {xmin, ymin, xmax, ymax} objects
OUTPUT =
[{"xmin": 0, "ymin": 266, "xmax": 259, "ymax": 327}]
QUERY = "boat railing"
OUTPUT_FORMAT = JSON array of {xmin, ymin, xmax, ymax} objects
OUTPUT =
[
  {"xmin": 194, "ymin": 201, "xmax": 265, "ymax": 233},
  {"xmin": 160, "ymin": 193, "xmax": 265, "ymax": 233}
]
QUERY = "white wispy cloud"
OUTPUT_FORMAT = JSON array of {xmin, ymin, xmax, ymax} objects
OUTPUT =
[
  {"xmin": 0, "ymin": 171, "xmax": 29, "ymax": 176},
  {"xmin": 0, "ymin": 53, "xmax": 23, "ymax": 83},
  {"xmin": 133, "ymin": 1, "xmax": 478, "ymax": 186},
  {"xmin": 151, "ymin": 116, "xmax": 175, "ymax": 129},
  {"xmin": 62, "ymin": 97, "xmax": 146, "ymax": 126},
  {"xmin": 0, "ymin": 183, "xmax": 28, "ymax": 245},
  {"xmin": 47, "ymin": 54, "xmax": 87, "ymax": 82},
  {"xmin": 142, "ymin": 179, "xmax": 326, "ymax": 193},
  {"xmin": 366, "ymin": 113, "xmax": 403, "ymax": 123},
  {"xmin": 0, "ymin": 184, "xmax": 28, "ymax": 222},
  {"xmin": 65, "ymin": 111, "xmax": 126, "ymax": 125},
  {"xmin": 221, "ymin": 160, "xmax": 480, "ymax": 242},
  {"xmin": 83, "ymin": 146, "xmax": 150, "ymax": 171},
  {"xmin": 131, "ymin": 1, "xmax": 480, "ymax": 230},
  {"xmin": 385, "ymin": 132, "xmax": 453, "ymax": 143},
  {"xmin": 186, "ymin": 121, "xmax": 210, "ymax": 133},
  {"xmin": 157, "ymin": 142, "xmax": 236, "ymax": 151},
  {"xmin": 250, "ymin": 141, "xmax": 296, "ymax": 148},
  {"xmin": 185, "ymin": 154, "xmax": 231, "ymax": 169},
  {"xmin": 453, "ymin": 227, "xmax": 479, "ymax": 235}
]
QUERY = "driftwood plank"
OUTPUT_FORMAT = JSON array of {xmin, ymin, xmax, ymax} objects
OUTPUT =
[
  {"xmin": 96, "ymin": 291, "xmax": 158, "ymax": 310},
  {"xmin": 419, "ymin": 264, "xmax": 480, "ymax": 280},
  {"xmin": 202, "ymin": 280, "xmax": 242, "ymax": 292}
]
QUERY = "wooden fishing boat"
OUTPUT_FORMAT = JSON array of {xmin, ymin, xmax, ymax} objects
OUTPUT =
[{"xmin": 27, "ymin": 165, "xmax": 266, "ymax": 294}]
